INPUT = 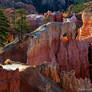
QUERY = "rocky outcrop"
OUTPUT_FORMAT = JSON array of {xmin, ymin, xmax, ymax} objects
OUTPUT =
[
  {"xmin": 0, "ymin": 68, "xmax": 20, "ymax": 92},
  {"xmin": 27, "ymin": 22, "xmax": 89, "ymax": 78},
  {"xmin": 2, "ymin": 61, "xmax": 64, "ymax": 92},
  {"xmin": 1, "ymin": 60, "xmax": 92, "ymax": 92},
  {"xmin": 0, "ymin": 38, "xmax": 30, "ymax": 63},
  {"xmin": 60, "ymin": 70, "xmax": 92, "ymax": 92},
  {"xmin": 77, "ymin": 8, "xmax": 92, "ymax": 40},
  {"xmin": 27, "ymin": 14, "xmax": 44, "ymax": 30},
  {"xmin": 20, "ymin": 67, "xmax": 64, "ymax": 92},
  {"xmin": 36, "ymin": 62, "xmax": 60, "ymax": 83},
  {"xmin": 44, "ymin": 11, "xmax": 63, "ymax": 22}
]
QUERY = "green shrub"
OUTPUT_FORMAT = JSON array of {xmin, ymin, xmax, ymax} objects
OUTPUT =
[{"xmin": 71, "ymin": 3, "xmax": 87, "ymax": 13}]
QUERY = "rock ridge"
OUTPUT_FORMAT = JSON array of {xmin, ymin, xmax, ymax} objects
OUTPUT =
[{"xmin": 27, "ymin": 22, "xmax": 89, "ymax": 78}]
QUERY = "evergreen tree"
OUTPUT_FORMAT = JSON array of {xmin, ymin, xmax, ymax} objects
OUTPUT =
[
  {"xmin": 14, "ymin": 9, "xmax": 30, "ymax": 41},
  {"xmin": 0, "ymin": 10, "xmax": 10, "ymax": 46},
  {"xmin": 71, "ymin": 3, "xmax": 87, "ymax": 13}
]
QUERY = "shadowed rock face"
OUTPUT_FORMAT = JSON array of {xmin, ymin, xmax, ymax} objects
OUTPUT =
[
  {"xmin": 36, "ymin": 62, "xmax": 60, "ymax": 83},
  {"xmin": 2, "ymin": 60, "xmax": 64, "ymax": 92},
  {"xmin": 1, "ymin": 60, "xmax": 92, "ymax": 92},
  {"xmin": 20, "ymin": 67, "xmax": 64, "ymax": 92},
  {"xmin": 27, "ymin": 22, "xmax": 89, "ymax": 78},
  {"xmin": 0, "ymin": 69, "xmax": 20, "ymax": 92},
  {"xmin": 77, "ymin": 8, "xmax": 92, "ymax": 40},
  {"xmin": 0, "ymin": 38, "xmax": 30, "ymax": 64}
]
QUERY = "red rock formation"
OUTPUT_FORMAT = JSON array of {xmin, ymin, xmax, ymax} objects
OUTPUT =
[
  {"xmin": 60, "ymin": 70, "xmax": 92, "ymax": 92},
  {"xmin": 0, "ymin": 69, "xmax": 20, "ymax": 92},
  {"xmin": 1, "ymin": 60, "xmax": 92, "ymax": 92},
  {"xmin": 77, "ymin": 8, "xmax": 92, "ymax": 40},
  {"xmin": 1, "ymin": 61, "xmax": 64, "ymax": 92},
  {"xmin": 27, "ymin": 22, "xmax": 89, "ymax": 78},
  {"xmin": 36, "ymin": 62, "xmax": 60, "ymax": 83},
  {"xmin": 20, "ymin": 67, "xmax": 63, "ymax": 92},
  {"xmin": 0, "ymin": 38, "xmax": 30, "ymax": 63},
  {"xmin": 44, "ymin": 11, "xmax": 63, "ymax": 22}
]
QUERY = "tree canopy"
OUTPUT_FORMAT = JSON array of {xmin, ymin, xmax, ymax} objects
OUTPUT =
[
  {"xmin": 0, "ymin": 10, "xmax": 10, "ymax": 46},
  {"xmin": 14, "ymin": 9, "xmax": 30, "ymax": 41}
]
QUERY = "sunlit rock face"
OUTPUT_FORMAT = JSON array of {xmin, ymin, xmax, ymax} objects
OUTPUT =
[
  {"xmin": 2, "ymin": 59, "xmax": 29, "ymax": 71},
  {"xmin": 77, "ymin": 8, "xmax": 92, "ymax": 40},
  {"xmin": 27, "ymin": 22, "xmax": 89, "ymax": 78}
]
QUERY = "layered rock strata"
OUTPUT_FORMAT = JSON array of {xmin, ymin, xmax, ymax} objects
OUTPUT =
[{"xmin": 77, "ymin": 8, "xmax": 92, "ymax": 40}]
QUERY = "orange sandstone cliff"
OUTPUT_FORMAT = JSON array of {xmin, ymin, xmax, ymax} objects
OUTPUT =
[{"xmin": 77, "ymin": 8, "xmax": 92, "ymax": 40}]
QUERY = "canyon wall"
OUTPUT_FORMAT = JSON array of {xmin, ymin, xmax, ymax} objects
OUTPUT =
[
  {"xmin": 0, "ymin": 68, "xmax": 20, "ymax": 92},
  {"xmin": 77, "ymin": 8, "xmax": 92, "ymax": 40},
  {"xmin": 1, "ymin": 60, "xmax": 92, "ymax": 92},
  {"xmin": 60, "ymin": 70, "xmax": 92, "ymax": 92},
  {"xmin": 1, "ymin": 61, "xmax": 64, "ymax": 92},
  {"xmin": 27, "ymin": 22, "xmax": 89, "ymax": 78}
]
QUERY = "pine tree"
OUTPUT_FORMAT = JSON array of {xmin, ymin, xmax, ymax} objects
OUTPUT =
[
  {"xmin": 0, "ymin": 10, "xmax": 10, "ymax": 46},
  {"xmin": 14, "ymin": 9, "xmax": 30, "ymax": 41}
]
